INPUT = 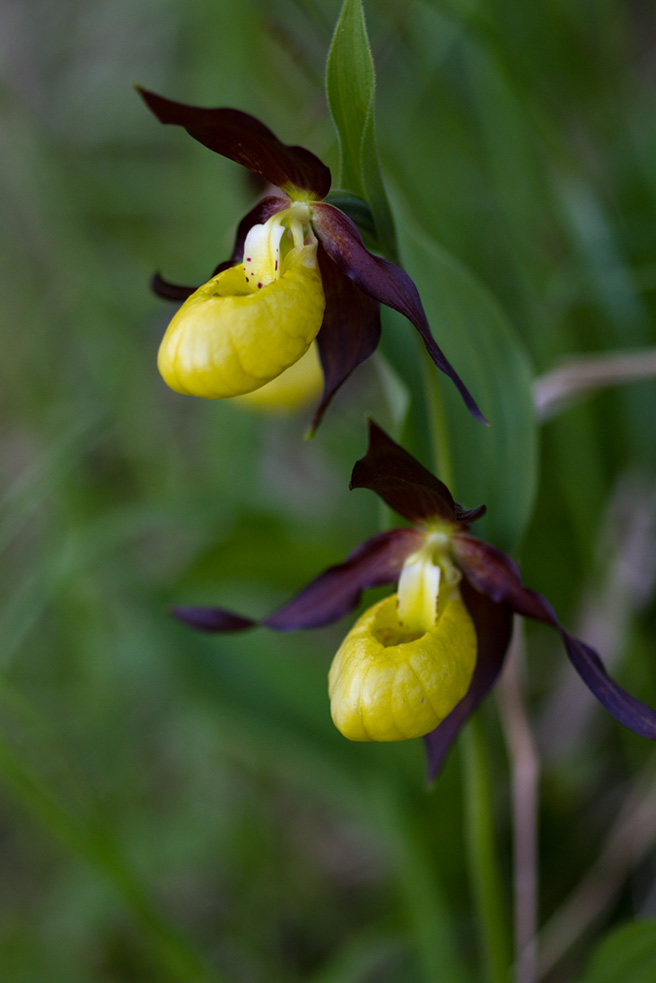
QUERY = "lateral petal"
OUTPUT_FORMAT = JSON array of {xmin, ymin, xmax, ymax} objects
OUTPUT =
[
  {"xmin": 453, "ymin": 534, "xmax": 656, "ymax": 740},
  {"xmin": 311, "ymin": 203, "xmax": 486, "ymax": 423},
  {"xmin": 151, "ymin": 274, "xmax": 197, "ymax": 302},
  {"xmin": 172, "ymin": 607, "xmax": 256, "ymax": 632},
  {"xmin": 172, "ymin": 528, "xmax": 424, "ymax": 635},
  {"xmin": 265, "ymin": 528, "xmax": 424, "ymax": 630}
]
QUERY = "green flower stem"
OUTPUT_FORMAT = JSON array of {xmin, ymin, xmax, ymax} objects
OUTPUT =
[
  {"xmin": 419, "ymin": 345, "xmax": 455, "ymax": 490},
  {"xmin": 462, "ymin": 716, "xmax": 512, "ymax": 983},
  {"xmin": 420, "ymin": 336, "xmax": 512, "ymax": 982},
  {"xmin": 372, "ymin": 777, "xmax": 471, "ymax": 983}
]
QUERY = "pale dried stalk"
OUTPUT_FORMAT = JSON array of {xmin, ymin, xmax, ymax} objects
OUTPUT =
[
  {"xmin": 536, "ymin": 761, "xmax": 656, "ymax": 978},
  {"xmin": 534, "ymin": 347, "xmax": 656, "ymax": 422}
]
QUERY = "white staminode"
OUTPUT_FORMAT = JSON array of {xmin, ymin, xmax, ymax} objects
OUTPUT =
[
  {"xmin": 397, "ymin": 549, "xmax": 441, "ymax": 634},
  {"xmin": 396, "ymin": 531, "xmax": 461, "ymax": 634},
  {"xmin": 243, "ymin": 203, "xmax": 312, "ymax": 289}
]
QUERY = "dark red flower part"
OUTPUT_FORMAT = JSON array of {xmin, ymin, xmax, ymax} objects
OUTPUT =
[
  {"xmin": 451, "ymin": 534, "xmax": 656, "ymax": 742},
  {"xmin": 173, "ymin": 527, "xmax": 423, "ymax": 633},
  {"xmin": 350, "ymin": 419, "xmax": 486, "ymax": 526},
  {"xmin": 139, "ymin": 87, "xmax": 485, "ymax": 427},
  {"xmin": 423, "ymin": 580, "xmax": 514, "ymax": 779},
  {"xmin": 311, "ymin": 250, "xmax": 381, "ymax": 434},
  {"xmin": 137, "ymin": 87, "xmax": 331, "ymax": 199},
  {"xmin": 310, "ymin": 205, "xmax": 488, "ymax": 425}
]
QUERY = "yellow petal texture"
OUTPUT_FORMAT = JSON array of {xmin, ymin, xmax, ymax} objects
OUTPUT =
[
  {"xmin": 328, "ymin": 592, "xmax": 477, "ymax": 742},
  {"xmin": 234, "ymin": 341, "xmax": 323, "ymax": 414},
  {"xmin": 157, "ymin": 241, "xmax": 325, "ymax": 398}
]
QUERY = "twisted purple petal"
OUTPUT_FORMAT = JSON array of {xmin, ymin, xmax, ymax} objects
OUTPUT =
[
  {"xmin": 173, "ymin": 528, "xmax": 424, "ymax": 635},
  {"xmin": 173, "ymin": 607, "xmax": 256, "ymax": 632},
  {"xmin": 151, "ymin": 274, "xmax": 197, "ymax": 302},
  {"xmin": 310, "ymin": 203, "xmax": 486, "ymax": 423},
  {"xmin": 264, "ymin": 528, "xmax": 423, "ymax": 630},
  {"xmin": 453, "ymin": 534, "xmax": 656, "ymax": 740}
]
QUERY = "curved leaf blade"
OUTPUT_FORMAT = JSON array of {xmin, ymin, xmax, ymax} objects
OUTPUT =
[
  {"xmin": 325, "ymin": 0, "xmax": 397, "ymax": 258},
  {"xmin": 392, "ymin": 200, "xmax": 538, "ymax": 552}
]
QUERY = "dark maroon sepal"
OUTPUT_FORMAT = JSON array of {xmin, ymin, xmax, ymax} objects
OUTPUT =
[
  {"xmin": 137, "ymin": 87, "xmax": 331, "ymax": 198},
  {"xmin": 264, "ymin": 528, "xmax": 424, "ymax": 631},
  {"xmin": 172, "ymin": 606, "xmax": 256, "ymax": 632},
  {"xmin": 453, "ymin": 534, "xmax": 656, "ymax": 740},
  {"xmin": 311, "ymin": 203, "xmax": 486, "ymax": 424},
  {"xmin": 151, "ymin": 273, "xmax": 197, "ymax": 302},
  {"xmin": 350, "ymin": 420, "xmax": 484, "ymax": 527},
  {"xmin": 423, "ymin": 580, "xmax": 514, "ymax": 781},
  {"xmin": 308, "ymin": 251, "xmax": 382, "ymax": 434}
]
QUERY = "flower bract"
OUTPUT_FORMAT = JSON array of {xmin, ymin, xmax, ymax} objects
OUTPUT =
[
  {"xmin": 138, "ymin": 87, "xmax": 485, "ymax": 431},
  {"xmin": 172, "ymin": 420, "xmax": 656, "ymax": 780}
]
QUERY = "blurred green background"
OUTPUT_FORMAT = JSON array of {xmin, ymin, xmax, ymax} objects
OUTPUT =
[{"xmin": 1, "ymin": 0, "xmax": 656, "ymax": 980}]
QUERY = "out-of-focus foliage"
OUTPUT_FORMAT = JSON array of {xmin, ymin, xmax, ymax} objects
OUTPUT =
[
  {"xmin": 582, "ymin": 920, "xmax": 656, "ymax": 983},
  {"xmin": 1, "ymin": 0, "xmax": 655, "ymax": 980}
]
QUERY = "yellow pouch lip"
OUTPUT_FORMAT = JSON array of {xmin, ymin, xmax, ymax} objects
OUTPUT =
[
  {"xmin": 328, "ymin": 593, "xmax": 477, "ymax": 742},
  {"xmin": 157, "ymin": 242, "xmax": 325, "ymax": 399}
]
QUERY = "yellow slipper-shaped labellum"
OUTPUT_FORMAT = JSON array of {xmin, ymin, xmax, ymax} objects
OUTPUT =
[
  {"xmin": 328, "ymin": 593, "xmax": 477, "ymax": 742},
  {"xmin": 157, "ymin": 240, "xmax": 325, "ymax": 398}
]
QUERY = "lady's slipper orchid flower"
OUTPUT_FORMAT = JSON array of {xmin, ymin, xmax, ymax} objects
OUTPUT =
[
  {"xmin": 138, "ymin": 87, "xmax": 484, "ymax": 430},
  {"xmin": 172, "ymin": 421, "xmax": 656, "ymax": 780}
]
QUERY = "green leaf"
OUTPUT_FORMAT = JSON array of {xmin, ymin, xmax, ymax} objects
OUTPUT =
[
  {"xmin": 326, "ymin": 0, "xmax": 398, "ymax": 259},
  {"xmin": 386, "ymin": 196, "xmax": 538, "ymax": 553},
  {"xmin": 326, "ymin": 0, "xmax": 374, "ymax": 197},
  {"xmin": 581, "ymin": 921, "xmax": 656, "ymax": 983},
  {"xmin": 360, "ymin": 99, "xmax": 399, "ymax": 260}
]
